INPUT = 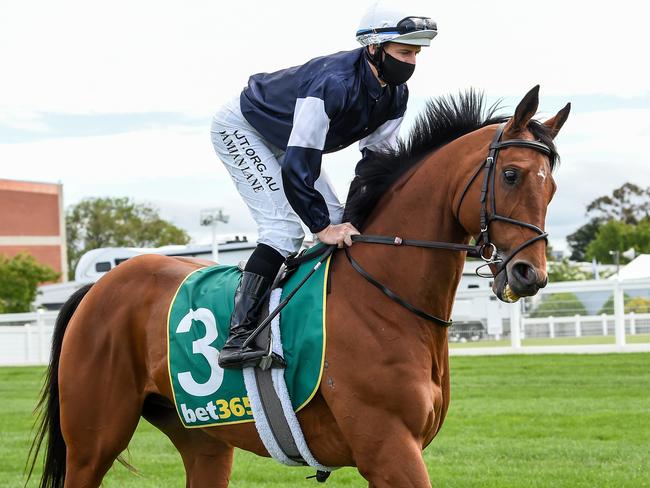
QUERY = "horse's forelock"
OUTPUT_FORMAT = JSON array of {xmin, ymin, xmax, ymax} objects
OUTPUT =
[{"xmin": 526, "ymin": 119, "xmax": 559, "ymax": 171}]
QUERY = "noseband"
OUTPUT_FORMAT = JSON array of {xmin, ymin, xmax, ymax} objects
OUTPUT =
[{"xmin": 345, "ymin": 122, "xmax": 553, "ymax": 327}]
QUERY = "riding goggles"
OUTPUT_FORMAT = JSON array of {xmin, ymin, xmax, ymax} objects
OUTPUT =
[{"xmin": 356, "ymin": 16, "xmax": 438, "ymax": 37}]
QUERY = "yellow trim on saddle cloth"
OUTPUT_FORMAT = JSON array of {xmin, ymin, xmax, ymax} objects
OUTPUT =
[{"xmin": 295, "ymin": 255, "xmax": 332, "ymax": 412}]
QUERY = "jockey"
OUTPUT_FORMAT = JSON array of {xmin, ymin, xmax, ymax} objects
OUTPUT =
[{"xmin": 211, "ymin": 1, "xmax": 437, "ymax": 369}]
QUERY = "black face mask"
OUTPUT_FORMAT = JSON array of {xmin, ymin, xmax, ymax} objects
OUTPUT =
[{"xmin": 380, "ymin": 51, "xmax": 415, "ymax": 86}]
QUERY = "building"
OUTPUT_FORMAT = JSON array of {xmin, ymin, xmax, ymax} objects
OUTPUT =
[{"xmin": 0, "ymin": 178, "xmax": 67, "ymax": 281}]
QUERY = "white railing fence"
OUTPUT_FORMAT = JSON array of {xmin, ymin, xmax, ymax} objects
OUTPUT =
[
  {"xmin": 2, "ymin": 277, "xmax": 650, "ymax": 365},
  {"xmin": 521, "ymin": 312, "xmax": 650, "ymax": 338},
  {"xmin": 0, "ymin": 310, "xmax": 57, "ymax": 366},
  {"xmin": 454, "ymin": 276, "xmax": 650, "ymax": 352}
]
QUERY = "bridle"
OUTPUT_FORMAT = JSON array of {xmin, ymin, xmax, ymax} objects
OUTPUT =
[
  {"xmin": 344, "ymin": 122, "xmax": 553, "ymax": 327},
  {"xmin": 455, "ymin": 122, "xmax": 551, "ymax": 277}
]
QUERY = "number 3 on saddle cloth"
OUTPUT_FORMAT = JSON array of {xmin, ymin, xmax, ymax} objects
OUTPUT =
[{"xmin": 167, "ymin": 245, "xmax": 329, "ymax": 428}]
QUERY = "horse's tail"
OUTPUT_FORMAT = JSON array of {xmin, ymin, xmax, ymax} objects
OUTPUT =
[{"xmin": 25, "ymin": 284, "xmax": 94, "ymax": 488}]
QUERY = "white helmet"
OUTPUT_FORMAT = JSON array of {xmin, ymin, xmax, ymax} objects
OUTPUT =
[{"xmin": 356, "ymin": 1, "xmax": 437, "ymax": 47}]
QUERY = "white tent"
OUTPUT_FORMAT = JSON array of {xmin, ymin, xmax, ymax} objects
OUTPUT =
[{"xmin": 610, "ymin": 254, "xmax": 650, "ymax": 280}]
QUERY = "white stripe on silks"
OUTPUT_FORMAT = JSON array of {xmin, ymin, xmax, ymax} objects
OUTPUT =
[
  {"xmin": 287, "ymin": 97, "xmax": 330, "ymax": 150},
  {"xmin": 359, "ymin": 116, "xmax": 403, "ymax": 153}
]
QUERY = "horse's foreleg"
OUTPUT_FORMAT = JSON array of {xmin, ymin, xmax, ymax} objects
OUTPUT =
[
  {"xmin": 176, "ymin": 432, "xmax": 234, "ymax": 488},
  {"xmin": 328, "ymin": 402, "xmax": 432, "ymax": 488},
  {"xmin": 356, "ymin": 432, "xmax": 430, "ymax": 488}
]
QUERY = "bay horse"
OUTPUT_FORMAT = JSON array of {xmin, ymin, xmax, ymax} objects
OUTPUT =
[{"xmin": 28, "ymin": 86, "xmax": 569, "ymax": 487}]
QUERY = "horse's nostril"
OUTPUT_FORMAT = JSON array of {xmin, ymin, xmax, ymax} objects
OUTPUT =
[
  {"xmin": 540, "ymin": 274, "xmax": 548, "ymax": 288},
  {"xmin": 513, "ymin": 262, "xmax": 538, "ymax": 287}
]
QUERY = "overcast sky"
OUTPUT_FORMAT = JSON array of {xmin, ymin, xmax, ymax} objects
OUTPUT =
[{"xmin": 1, "ymin": 0, "xmax": 649, "ymax": 252}]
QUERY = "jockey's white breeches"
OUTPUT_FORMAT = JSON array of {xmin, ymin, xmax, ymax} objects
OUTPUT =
[{"xmin": 210, "ymin": 97, "xmax": 344, "ymax": 257}]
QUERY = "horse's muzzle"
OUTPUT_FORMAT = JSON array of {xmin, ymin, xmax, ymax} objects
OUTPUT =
[{"xmin": 508, "ymin": 260, "xmax": 547, "ymax": 297}]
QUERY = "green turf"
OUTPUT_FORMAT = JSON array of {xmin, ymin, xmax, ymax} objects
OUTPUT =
[
  {"xmin": 450, "ymin": 333, "xmax": 650, "ymax": 348},
  {"xmin": 4, "ymin": 354, "xmax": 649, "ymax": 487}
]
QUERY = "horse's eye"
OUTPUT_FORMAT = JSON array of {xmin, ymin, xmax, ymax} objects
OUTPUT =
[{"xmin": 503, "ymin": 169, "xmax": 519, "ymax": 184}]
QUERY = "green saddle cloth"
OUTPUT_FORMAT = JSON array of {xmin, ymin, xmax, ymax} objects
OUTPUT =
[{"xmin": 167, "ymin": 246, "xmax": 330, "ymax": 428}]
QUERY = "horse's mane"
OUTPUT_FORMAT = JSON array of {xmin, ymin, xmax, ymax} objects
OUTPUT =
[{"xmin": 343, "ymin": 89, "xmax": 559, "ymax": 229}]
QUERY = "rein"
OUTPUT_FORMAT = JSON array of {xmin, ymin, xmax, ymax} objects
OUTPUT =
[{"xmin": 345, "ymin": 122, "xmax": 552, "ymax": 327}]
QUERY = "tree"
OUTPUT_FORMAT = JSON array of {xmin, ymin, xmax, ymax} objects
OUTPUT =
[
  {"xmin": 598, "ymin": 294, "xmax": 650, "ymax": 314},
  {"xmin": 566, "ymin": 219, "xmax": 601, "ymax": 261},
  {"xmin": 626, "ymin": 297, "xmax": 650, "ymax": 313},
  {"xmin": 547, "ymin": 258, "xmax": 593, "ymax": 282},
  {"xmin": 567, "ymin": 183, "xmax": 650, "ymax": 261},
  {"xmin": 0, "ymin": 253, "xmax": 60, "ymax": 313},
  {"xmin": 67, "ymin": 197, "xmax": 190, "ymax": 278},
  {"xmin": 585, "ymin": 220, "xmax": 631, "ymax": 264},
  {"xmin": 585, "ymin": 219, "xmax": 650, "ymax": 264},
  {"xmin": 529, "ymin": 292, "xmax": 587, "ymax": 318},
  {"xmin": 586, "ymin": 182, "xmax": 650, "ymax": 224}
]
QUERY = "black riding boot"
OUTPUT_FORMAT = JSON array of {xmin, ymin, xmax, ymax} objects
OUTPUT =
[{"xmin": 218, "ymin": 271, "xmax": 271, "ymax": 369}]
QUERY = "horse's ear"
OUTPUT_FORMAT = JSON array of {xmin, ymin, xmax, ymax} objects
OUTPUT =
[
  {"xmin": 543, "ymin": 102, "xmax": 571, "ymax": 139},
  {"xmin": 504, "ymin": 85, "xmax": 540, "ymax": 135}
]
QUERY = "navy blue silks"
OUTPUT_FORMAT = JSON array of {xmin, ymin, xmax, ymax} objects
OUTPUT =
[{"xmin": 240, "ymin": 48, "xmax": 408, "ymax": 233}]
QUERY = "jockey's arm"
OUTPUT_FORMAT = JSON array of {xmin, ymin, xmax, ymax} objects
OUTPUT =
[
  {"xmin": 280, "ymin": 76, "xmax": 361, "ymax": 247},
  {"xmin": 345, "ymin": 114, "xmax": 406, "ymax": 218},
  {"xmin": 318, "ymin": 115, "xmax": 405, "ymax": 246}
]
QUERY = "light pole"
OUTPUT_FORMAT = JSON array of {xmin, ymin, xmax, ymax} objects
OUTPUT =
[
  {"xmin": 609, "ymin": 250, "xmax": 621, "ymax": 276},
  {"xmin": 200, "ymin": 208, "xmax": 229, "ymax": 262},
  {"xmin": 610, "ymin": 247, "xmax": 637, "ymax": 278}
]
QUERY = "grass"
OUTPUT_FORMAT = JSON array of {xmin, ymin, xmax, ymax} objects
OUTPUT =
[
  {"xmin": 450, "ymin": 333, "xmax": 650, "ymax": 348},
  {"xmin": 3, "ymin": 354, "xmax": 649, "ymax": 487}
]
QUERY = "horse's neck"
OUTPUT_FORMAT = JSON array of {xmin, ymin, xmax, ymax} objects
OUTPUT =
[{"xmin": 359, "ymin": 148, "xmax": 470, "ymax": 323}]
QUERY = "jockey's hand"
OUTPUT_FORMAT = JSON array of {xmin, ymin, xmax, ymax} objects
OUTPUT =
[
  {"xmin": 316, "ymin": 223, "xmax": 360, "ymax": 248},
  {"xmin": 316, "ymin": 222, "xmax": 360, "ymax": 247}
]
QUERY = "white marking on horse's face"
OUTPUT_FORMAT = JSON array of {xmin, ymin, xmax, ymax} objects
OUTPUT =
[{"xmin": 537, "ymin": 168, "xmax": 547, "ymax": 181}]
